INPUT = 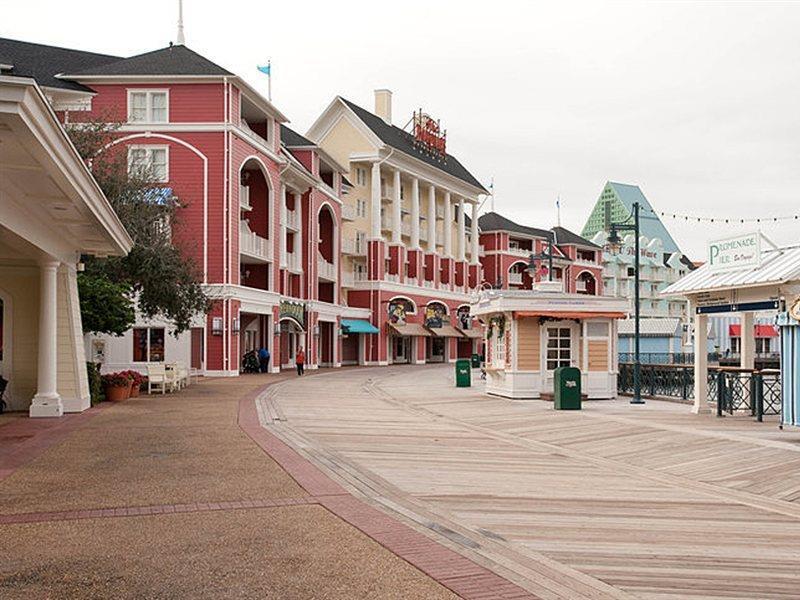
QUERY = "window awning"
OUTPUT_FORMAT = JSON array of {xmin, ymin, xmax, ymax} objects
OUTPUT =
[
  {"xmin": 427, "ymin": 324, "xmax": 464, "ymax": 337},
  {"xmin": 729, "ymin": 324, "xmax": 778, "ymax": 338},
  {"xmin": 457, "ymin": 327, "xmax": 484, "ymax": 339},
  {"xmin": 515, "ymin": 311, "xmax": 627, "ymax": 319},
  {"xmin": 341, "ymin": 319, "xmax": 379, "ymax": 334},
  {"xmin": 388, "ymin": 322, "xmax": 431, "ymax": 336}
]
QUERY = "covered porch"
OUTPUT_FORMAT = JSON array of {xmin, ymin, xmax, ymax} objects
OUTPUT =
[
  {"xmin": 663, "ymin": 242, "xmax": 800, "ymax": 417},
  {"xmin": 0, "ymin": 76, "xmax": 131, "ymax": 416}
]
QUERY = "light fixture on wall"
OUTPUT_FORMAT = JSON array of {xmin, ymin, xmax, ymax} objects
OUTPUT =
[
  {"xmin": 232, "ymin": 317, "xmax": 240, "ymax": 333},
  {"xmin": 273, "ymin": 323, "xmax": 281, "ymax": 336},
  {"xmin": 313, "ymin": 325, "xmax": 320, "ymax": 336}
]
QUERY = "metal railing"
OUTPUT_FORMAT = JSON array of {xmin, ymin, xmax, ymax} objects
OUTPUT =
[
  {"xmin": 618, "ymin": 352, "xmax": 718, "ymax": 365},
  {"xmin": 618, "ymin": 363, "xmax": 781, "ymax": 420}
]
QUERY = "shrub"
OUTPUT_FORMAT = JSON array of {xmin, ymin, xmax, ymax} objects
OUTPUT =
[{"xmin": 86, "ymin": 362, "xmax": 104, "ymax": 405}]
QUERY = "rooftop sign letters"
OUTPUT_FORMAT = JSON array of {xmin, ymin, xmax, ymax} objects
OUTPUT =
[{"xmin": 708, "ymin": 232, "xmax": 762, "ymax": 273}]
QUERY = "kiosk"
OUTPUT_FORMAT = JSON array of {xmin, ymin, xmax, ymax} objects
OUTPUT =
[{"xmin": 471, "ymin": 283, "xmax": 628, "ymax": 399}]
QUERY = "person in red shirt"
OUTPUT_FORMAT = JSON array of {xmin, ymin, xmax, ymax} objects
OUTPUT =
[{"xmin": 295, "ymin": 348, "xmax": 305, "ymax": 376}]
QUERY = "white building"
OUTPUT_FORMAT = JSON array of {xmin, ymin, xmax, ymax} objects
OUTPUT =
[{"xmin": 0, "ymin": 75, "xmax": 132, "ymax": 416}]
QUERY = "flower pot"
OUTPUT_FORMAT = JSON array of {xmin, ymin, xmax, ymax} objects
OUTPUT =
[
  {"xmin": 105, "ymin": 384, "xmax": 129, "ymax": 402},
  {"xmin": 129, "ymin": 383, "xmax": 140, "ymax": 398}
]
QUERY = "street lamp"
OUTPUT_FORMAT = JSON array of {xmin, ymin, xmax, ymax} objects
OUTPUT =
[
  {"xmin": 527, "ymin": 232, "xmax": 555, "ymax": 282},
  {"xmin": 606, "ymin": 201, "xmax": 644, "ymax": 405}
]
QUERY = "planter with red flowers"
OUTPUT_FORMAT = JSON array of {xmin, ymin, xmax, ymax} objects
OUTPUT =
[
  {"xmin": 122, "ymin": 370, "xmax": 146, "ymax": 397},
  {"xmin": 102, "ymin": 372, "xmax": 132, "ymax": 402}
]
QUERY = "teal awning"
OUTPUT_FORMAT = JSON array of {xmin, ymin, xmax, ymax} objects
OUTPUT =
[{"xmin": 341, "ymin": 319, "xmax": 379, "ymax": 334}]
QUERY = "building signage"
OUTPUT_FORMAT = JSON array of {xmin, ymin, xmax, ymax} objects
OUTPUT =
[
  {"xmin": 280, "ymin": 300, "xmax": 305, "ymax": 328},
  {"xmin": 425, "ymin": 302, "xmax": 447, "ymax": 328},
  {"xmin": 388, "ymin": 298, "xmax": 414, "ymax": 325},
  {"xmin": 708, "ymin": 232, "xmax": 761, "ymax": 273}
]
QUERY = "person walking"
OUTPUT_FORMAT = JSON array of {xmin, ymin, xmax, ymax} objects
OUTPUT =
[
  {"xmin": 258, "ymin": 346, "xmax": 270, "ymax": 373},
  {"xmin": 295, "ymin": 348, "xmax": 305, "ymax": 376}
]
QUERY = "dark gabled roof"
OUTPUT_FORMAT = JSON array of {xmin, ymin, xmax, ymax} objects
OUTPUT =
[
  {"xmin": 340, "ymin": 98, "xmax": 488, "ymax": 193},
  {"xmin": 66, "ymin": 44, "xmax": 232, "ymax": 77},
  {"xmin": 552, "ymin": 226, "xmax": 600, "ymax": 249},
  {"xmin": 0, "ymin": 37, "xmax": 120, "ymax": 92},
  {"xmin": 478, "ymin": 212, "xmax": 599, "ymax": 250},
  {"xmin": 280, "ymin": 124, "xmax": 314, "ymax": 147},
  {"xmin": 477, "ymin": 212, "xmax": 552, "ymax": 239}
]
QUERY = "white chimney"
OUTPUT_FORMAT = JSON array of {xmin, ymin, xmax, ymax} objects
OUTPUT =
[{"xmin": 374, "ymin": 89, "xmax": 392, "ymax": 124}]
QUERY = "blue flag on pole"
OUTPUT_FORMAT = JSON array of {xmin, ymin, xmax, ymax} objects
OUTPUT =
[{"xmin": 257, "ymin": 64, "xmax": 271, "ymax": 75}]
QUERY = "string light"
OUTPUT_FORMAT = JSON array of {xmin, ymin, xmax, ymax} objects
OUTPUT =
[{"xmin": 644, "ymin": 206, "xmax": 800, "ymax": 224}]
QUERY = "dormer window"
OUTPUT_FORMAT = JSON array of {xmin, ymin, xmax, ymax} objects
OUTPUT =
[{"xmin": 128, "ymin": 90, "xmax": 169, "ymax": 123}]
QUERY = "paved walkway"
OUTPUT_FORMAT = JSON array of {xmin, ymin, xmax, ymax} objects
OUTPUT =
[
  {"xmin": 262, "ymin": 365, "xmax": 800, "ymax": 600},
  {"xmin": 0, "ymin": 374, "xmax": 477, "ymax": 599}
]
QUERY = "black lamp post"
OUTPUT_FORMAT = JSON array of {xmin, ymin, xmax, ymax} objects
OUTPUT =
[
  {"xmin": 527, "ymin": 232, "xmax": 555, "ymax": 282},
  {"xmin": 607, "ymin": 201, "xmax": 644, "ymax": 405}
]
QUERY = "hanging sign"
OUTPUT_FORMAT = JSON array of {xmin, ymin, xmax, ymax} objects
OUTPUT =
[
  {"xmin": 708, "ymin": 232, "xmax": 762, "ymax": 273},
  {"xmin": 280, "ymin": 300, "xmax": 305, "ymax": 328}
]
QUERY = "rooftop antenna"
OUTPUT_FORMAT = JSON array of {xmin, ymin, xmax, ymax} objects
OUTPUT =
[
  {"xmin": 176, "ymin": 0, "xmax": 186, "ymax": 45},
  {"xmin": 490, "ymin": 177, "xmax": 495, "ymax": 212}
]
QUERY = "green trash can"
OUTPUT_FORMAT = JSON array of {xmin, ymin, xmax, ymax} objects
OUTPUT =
[
  {"xmin": 470, "ymin": 353, "xmax": 481, "ymax": 368},
  {"xmin": 455, "ymin": 359, "xmax": 472, "ymax": 387},
  {"xmin": 554, "ymin": 366, "xmax": 581, "ymax": 410}
]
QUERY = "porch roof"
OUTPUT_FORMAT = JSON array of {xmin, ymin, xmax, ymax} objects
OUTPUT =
[
  {"xmin": 388, "ymin": 322, "xmax": 430, "ymax": 337},
  {"xmin": 663, "ymin": 245, "xmax": 800, "ymax": 296}
]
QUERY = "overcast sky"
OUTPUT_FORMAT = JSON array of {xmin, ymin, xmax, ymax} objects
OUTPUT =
[{"xmin": 5, "ymin": 1, "xmax": 800, "ymax": 258}]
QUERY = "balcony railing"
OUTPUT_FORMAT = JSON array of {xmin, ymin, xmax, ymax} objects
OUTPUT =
[
  {"xmin": 508, "ymin": 272, "xmax": 523, "ymax": 285},
  {"xmin": 342, "ymin": 270, "xmax": 368, "ymax": 288},
  {"xmin": 240, "ymin": 185, "xmax": 252, "ymax": 211},
  {"xmin": 342, "ymin": 238, "xmax": 366, "ymax": 256},
  {"xmin": 239, "ymin": 221, "xmax": 272, "ymax": 262},
  {"xmin": 283, "ymin": 209, "xmax": 299, "ymax": 231},
  {"xmin": 341, "ymin": 203, "xmax": 355, "ymax": 221},
  {"xmin": 317, "ymin": 255, "xmax": 336, "ymax": 281},
  {"xmin": 507, "ymin": 247, "xmax": 532, "ymax": 258},
  {"xmin": 284, "ymin": 251, "xmax": 302, "ymax": 274}
]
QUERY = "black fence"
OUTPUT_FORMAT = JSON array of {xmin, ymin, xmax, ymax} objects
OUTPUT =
[
  {"xmin": 618, "ymin": 352, "xmax": 719, "ymax": 365},
  {"xmin": 618, "ymin": 363, "xmax": 781, "ymax": 421}
]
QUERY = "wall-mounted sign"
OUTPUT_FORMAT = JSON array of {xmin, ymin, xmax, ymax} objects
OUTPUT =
[
  {"xmin": 280, "ymin": 300, "xmax": 305, "ymax": 328},
  {"xmin": 456, "ymin": 306, "xmax": 471, "ymax": 329},
  {"xmin": 388, "ymin": 298, "xmax": 414, "ymax": 325},
  {"xmin": 708, "ymin": 232, "xmax": 761, "ymax": 273},
  {"xmin": 789, "ymin": 297, "xmax": 800, "ymax": 322},
  {"xmin": 425, "ymin": 302, "xmax": 447, "ymax": 328}
]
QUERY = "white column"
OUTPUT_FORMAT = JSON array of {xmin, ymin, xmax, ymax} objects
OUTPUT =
[
  {"xmin": 410, "ymin": 177, "xmax": 420, "ymax": 249},
  {"xmin": 392, "ymin": 169, "xmax": 402, "ymax": 244},
  {"xmin": 294, "ymin": 192, "xmax": 302, "ymax": 272},
  {"xmin": 427, "ymin": 184, "xmax": 436, "ymax": 251},
  {"xmin": 370, "ymin": 162, "xmax": 381, "ymax": 239},
  {"xmin": 693, "ymin": 309, "xmax": 711, "ymax": 414},
  {"xmin": 279, "ymin": 184, "xmax": 287, "ymax": 267},
  {"xmin": 470, "ymin": 201, "xmax": 479, "ymax": 265},
  {"xmin": 443, "ymin": 192, "xmax": 453, "ymax": 256},
  {"xmin": 457, "ymin": 198, "xmax": 466, "ymax": 262},
  {"xmin": 30, "ymin": 260, "xmax": 63, "ymax": 418},
  {"xmin": 741, "ymin": 312, "xmax": 755, "ymax": 369}
]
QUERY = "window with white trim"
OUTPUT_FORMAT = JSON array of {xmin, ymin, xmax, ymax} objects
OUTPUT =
[
  {"xmin": 128, "ymin": 90, "xmax": 169, "ymax": 123},
  {"xmin": 355, "ymin": 231, "xmax": 366, "ymax": 254},
  {"xmin": 492, "ymin": 326, "xmax": 506, "ymax": 368},
  {"xmin": 355, "ymin": 167, "xmax": 366, "ymax": 186},
  {"xmin": 546, "ymin": 326, "xmax": 572, "ymax": 371},
  {"xmin": 128, "ymin": 146, "xmax": 169, "ymax": 182},
  {"xmin": 356, "ymin": 198, "xmax": 367, "ymax": 218}
]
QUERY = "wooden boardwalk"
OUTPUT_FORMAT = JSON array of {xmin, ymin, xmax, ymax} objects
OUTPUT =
[{"xmin": 259, "ymin": 366, "xmax": 800, "ymax": 599}]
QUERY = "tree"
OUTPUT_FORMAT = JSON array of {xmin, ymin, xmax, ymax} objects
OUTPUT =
[{"xmin": 69, "ymin": 119, "xmax": 209, "ymax": 335}]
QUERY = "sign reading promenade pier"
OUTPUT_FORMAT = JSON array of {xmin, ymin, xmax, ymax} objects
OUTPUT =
[{"xmin": 708, "ymin": 232, "xmax": 762, "ymax": 273}]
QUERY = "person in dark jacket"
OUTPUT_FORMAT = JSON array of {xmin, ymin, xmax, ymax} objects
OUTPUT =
[{"xmin": 258, "ymin": 347, "xmax": 270, "ymax": 373}]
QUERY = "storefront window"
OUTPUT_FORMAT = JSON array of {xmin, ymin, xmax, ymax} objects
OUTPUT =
[
  {"xmin": 133, "ymin": 327, "xmax": 166, "ymax": 362},
  {"xmin": 546, "ymin": 327, "xmax": 571, "ymax": 371}
]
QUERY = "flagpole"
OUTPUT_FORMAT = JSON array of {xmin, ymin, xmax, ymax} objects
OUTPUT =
[
  {"xmin": 267, "ymin": 60, "xmax": 272, "ymax": 102},
  {"xmin": 557, "ymin": 195, "xmax": 561, "ymax": 226}
]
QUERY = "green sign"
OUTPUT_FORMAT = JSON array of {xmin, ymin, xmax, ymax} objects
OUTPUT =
[
  {"xmin": 708, "ymin": 232, "xmax": 761, "ymax": 273},
  {"xmin": 280, "ymin": 300, "xmax": 305, "ymax": 328}
]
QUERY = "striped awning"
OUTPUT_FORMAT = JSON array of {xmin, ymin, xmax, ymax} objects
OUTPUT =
[
  {"xmin": 427, "ymin": 324, "xmax": 464, "ymax": 337},
  {"xmin": 457, "ymin": 327, "xmax": 484, "ymax": 339},
  {"xmin": 388, "ymin": 322, "xmax": 431, "ymax": 337}
]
